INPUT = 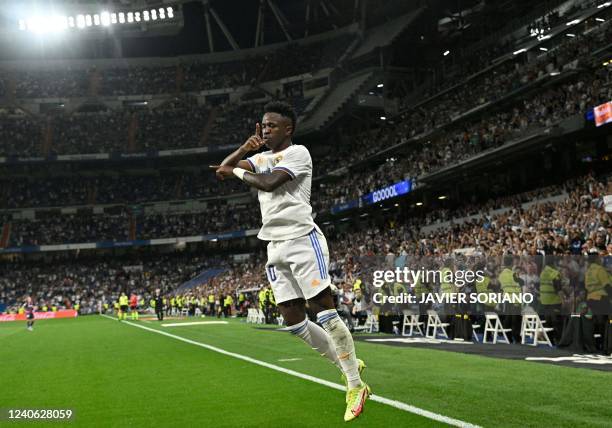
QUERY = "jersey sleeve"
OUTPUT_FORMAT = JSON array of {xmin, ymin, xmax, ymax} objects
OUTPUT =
[
  {"xmin": 245, "ymin": 154, "xmax": 260, "ymax": 173},
  {"xmin": 272, "ymin": 146, "xmax": 311, "ymax": 180}
]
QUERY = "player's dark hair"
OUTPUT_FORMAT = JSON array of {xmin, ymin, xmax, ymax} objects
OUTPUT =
[{"xmin": 264, "ymin": 101, "xmax": 297, "ymax": 133}]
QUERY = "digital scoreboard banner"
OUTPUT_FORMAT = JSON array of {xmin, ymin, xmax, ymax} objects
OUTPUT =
[
  {"xmin": 330, "ymin": 180, "xmax": 412, "ymax": 214},
  {"xmin": 593, "ymin": 101, "xmax": 612, "ymax": 127},
  {"xmin": 361, "ymin": 180, "xmax": 412, "ymax": 205}
]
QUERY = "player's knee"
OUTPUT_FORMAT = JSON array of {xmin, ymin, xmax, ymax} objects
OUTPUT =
[
  {"xmin": 307, "ymin": 287, "xmax": 335, "ymax": 313},
  {"xmin": 279, "ymin": 301, "xmax": 306, "ymax": 326}
]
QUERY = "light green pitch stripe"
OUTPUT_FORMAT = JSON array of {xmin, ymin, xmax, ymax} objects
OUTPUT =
[{"xmin": 101, "ymin": 315, "xmax": 481, "ymax": 428}]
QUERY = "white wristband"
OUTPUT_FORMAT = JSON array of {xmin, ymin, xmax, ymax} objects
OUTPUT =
[{"xmin": 233, "ymin": 167, "xmax": 247, "ymax": 181}]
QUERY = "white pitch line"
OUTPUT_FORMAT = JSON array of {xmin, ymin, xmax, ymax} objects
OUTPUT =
[
  {"xmin": 101, "ymin": 315, "xmax": 480, "ymax": 428},
  {"xmin": 278, "ymin": 358, "xmax": 302, "ymax": 362},
  {"xmin": 162, "ymin": 321, "xmax": 229, "ymax": 327}
]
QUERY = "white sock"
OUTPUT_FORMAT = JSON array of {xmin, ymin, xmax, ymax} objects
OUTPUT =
[
  {"xmin": 317, "ymin": 309, "xmax": 362, "ymax": 389},
  {"xmin": 287, "ymin": 318, "xmax": 341, "ymax": 370}
]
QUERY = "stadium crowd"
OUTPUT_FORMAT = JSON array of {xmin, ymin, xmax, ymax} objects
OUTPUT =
[
  {"xmin": 0, "ymin": 253, "xmax": 227, "ymax": 315},
  {"xmin": 314, "ymin": 62, "xmax": 611, "ymax": 210},
  {"xmin": 6, "ymin": 203, "xmax": 257, "ymax": 246},
  {"xmin": 4, "ymin": 51, "xmax": 609, "ymax": 213},
  {"xmin": 9, "ymin": 213, "xmax": 130, "ymax": 247},
  {"xmin": 0, "ymin": 18, "xmax": 607, "ymax": 164},
  {"xmin": 137, "ymin": 206, "xmax": 259, "ymax": 240},
  {"xmin": 2, "ymin": 174, "xmax": 610, "ymax": 320},
  {"xmin": 1, "ymin": 7, "xmax": 610, "ymax": 349},
  {"xmin": 0, "ymin": 35, "xmax": 352, "ymax": 100},
  {"xmin": 0, "ymin": 100, "xmax": 273, "ymax": 156},
  {"xmin": 1, "ymin": 171, "xmax": 246, "ymax": 209}
]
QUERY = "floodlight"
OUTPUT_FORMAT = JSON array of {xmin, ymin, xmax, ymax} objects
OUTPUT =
[{"xmin": 101, "ymin": 12, "xmax": 110, "ymax": 26}]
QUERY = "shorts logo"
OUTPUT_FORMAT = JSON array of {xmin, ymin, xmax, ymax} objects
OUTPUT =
[
  {"xmin": 266, "ymin": 265, "xmax": 277, "ymax": 282},
  {"xmin": 311, "ymin": 279, "xmax": 321, "ymax": 287}
]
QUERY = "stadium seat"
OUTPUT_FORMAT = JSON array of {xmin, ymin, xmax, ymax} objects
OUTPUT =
[
  {"xmin": 425, "ymin": 310, "xmax": 449, "ymax": 339},
  {"xmin": 365, "ymin": 311, "xmax": 379, "ymax": 333},
  {"xmin": 256, "ymin": 309, "xmax": 266, "ymax": 324},
  {"xmin": 472, "ymin": 324, "xmax": 481, "ymax": 342},
  {"xmin": 401, "ymin": 309, "xmax": 424, "ymax": 336},
  {"xmin": 246, "ymin": 308, "xmax": 256, "ymax": 323},
  {"xmin": 521, "ymin": 312, "xmax": 554, "ymax": 347},
  {"xmin": 353, "ymin": 311, "xmax": 379, "ymax": 333},
  {"xmin": 180, "ymin": 308, "xmax": 189, "ymax": 317},
  {"xmin": 483, "ymin": 312, "xmax": 511, "ymax": 344}
]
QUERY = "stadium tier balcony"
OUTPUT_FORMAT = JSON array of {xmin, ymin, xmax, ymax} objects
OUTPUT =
[
  {"xmin": 5, "ymin": 202, "xmax": 257, "ymax": 247},
  {"xmin": 312, "ymin": 20, "xmax": 612, "ymax": 209},
  {"xmin": 1, "ymin": 172, "xmax": 246, "ymax": 209},
  {"xmin": 0, "ymin": 35, "xmax": 354, "ymax": 100},
  {"xmin": 313, "ymin": 63, "xmax": 610, "ymax": 211}
]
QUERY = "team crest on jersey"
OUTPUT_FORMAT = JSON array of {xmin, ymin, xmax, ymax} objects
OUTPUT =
[
  {"xmin": 273, "ymin": 155, "xmax": 283, "ymax": 166},
  {"xmin": 256, "ymin": 156, "xmax": 264, "ymax": 165}
]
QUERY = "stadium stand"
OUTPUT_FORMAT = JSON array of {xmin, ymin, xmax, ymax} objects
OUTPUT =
[{"xmin": 1, "ymin": 0, "xmax": 611, "ymax": 358}]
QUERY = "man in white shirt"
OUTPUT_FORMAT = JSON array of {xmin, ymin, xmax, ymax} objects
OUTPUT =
[{"xmin": 210, "ymin": 101, "xmax": 369, "ymax": 422}]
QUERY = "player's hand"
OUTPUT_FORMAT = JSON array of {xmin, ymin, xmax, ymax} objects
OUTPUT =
[
  {"xmin": 240, "ymin": 123, "xmax": 264, "ymax": 152},
  {"xmin": 209, "ymin": 165, "xmax": 234, "ymax": 180}
]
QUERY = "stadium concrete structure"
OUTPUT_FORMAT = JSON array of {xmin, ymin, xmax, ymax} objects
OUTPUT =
[{"xmin": 1, "ymin": 0, "xmax": 611, "ymax": 426}]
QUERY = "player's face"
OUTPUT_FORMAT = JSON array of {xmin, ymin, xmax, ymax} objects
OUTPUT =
[{"xmin": 261, "ymin": 113, "xmax": 292, "ymax": 150}]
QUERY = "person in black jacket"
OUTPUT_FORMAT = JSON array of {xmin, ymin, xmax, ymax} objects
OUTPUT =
[{"xmin": 155, "ymin": 289, "xmax": 164, "ymax": 321}]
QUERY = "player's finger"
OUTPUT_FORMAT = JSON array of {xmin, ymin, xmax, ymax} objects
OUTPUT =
[
  {"xmin": 209, "ymin": 165, "xmax": 221, "ymax": 169},
  {"xmin": 256, "ymin": 122, "xmax": 262, "ymax": 138}
]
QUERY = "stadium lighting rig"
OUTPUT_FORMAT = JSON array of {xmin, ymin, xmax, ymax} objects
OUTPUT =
[{"xmin": 17, "ymin": 6, "xmax": 175, "ymax": 34}]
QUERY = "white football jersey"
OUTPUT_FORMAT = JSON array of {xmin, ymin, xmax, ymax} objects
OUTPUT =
[{"xmin": 246, "ymin": 144, "xmax": 319, "ymax": 241}]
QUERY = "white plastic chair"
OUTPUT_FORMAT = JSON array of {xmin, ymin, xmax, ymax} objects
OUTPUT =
[
  {"xmin": 364, "ymin": 311, "xmax": 379, "ymax": 333},
  {"xmin": 483, "ymin": 312, "xmax": 512, "ymax": 344},
  {"xmin": 402, "ymin": 309, "xmax": 424, "ymax": 336},
  {"xmin": 472, "ymin": 323, "xmax": 481, "ymax": 342},
  {"xmin": 521, "ymin": 313, "xmax": 554, "ymax": 347},
  {"xmin": 353, "ymin": 311, "xmax": 379, "ymax": 333},
  {"xmin": 425, "ymin": 310, "xmax": 449, "ymax": 339}
]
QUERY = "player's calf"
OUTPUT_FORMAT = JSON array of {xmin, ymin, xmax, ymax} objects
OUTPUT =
[
  {"xmin": 317, "ymin": 309, "xmax": 363, "ymax": 389},
  {"xmin": 286, "ymin": 318, "xmax": 342, "ymax": 370}
]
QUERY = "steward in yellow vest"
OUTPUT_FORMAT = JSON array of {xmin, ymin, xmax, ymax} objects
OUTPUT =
[
  {"xmin": 585, "ymin": 258, "xmax": 611, "ymax": 315},
  {"xmin": 540, "ymin": 261, "xmax": 562, "ymax": 307},
  {"xmin": 538, "ymin": 256, "xmax": 565, "ymax": 343}
]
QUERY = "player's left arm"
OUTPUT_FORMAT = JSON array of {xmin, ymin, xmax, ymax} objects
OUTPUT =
[
  {"xmin": 242, "ymin": 169, "xmax": 291, "ymax": 192},
  {"xmin": 209, "ymin": 165, "xmax": 291, "ymax": 192}
]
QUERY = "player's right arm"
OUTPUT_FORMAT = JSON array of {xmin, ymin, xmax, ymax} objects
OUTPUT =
[{"xmin": 218, "ymin": 123, "xmax": 264, "ymax": 172}]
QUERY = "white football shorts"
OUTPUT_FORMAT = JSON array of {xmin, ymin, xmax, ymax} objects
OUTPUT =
[{"xmin": 265, "ymin": 228, "xmax": 331, "ymax": 304}]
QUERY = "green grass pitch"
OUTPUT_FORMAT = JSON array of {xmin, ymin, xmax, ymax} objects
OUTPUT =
[{"xmin": 1, "ymin": 316, "xmax": 611, "ymax": 427}]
